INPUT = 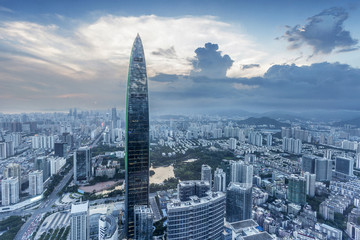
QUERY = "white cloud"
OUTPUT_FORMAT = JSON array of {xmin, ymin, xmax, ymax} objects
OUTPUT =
[{"xmin": 0, "ymin": 14, "xmax": 267, "ymax": 112}]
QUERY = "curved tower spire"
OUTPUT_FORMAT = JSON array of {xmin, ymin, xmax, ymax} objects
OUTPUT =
[{"xmin": 125, "ymin": 34, "xmax": 150, "ymax": 239}]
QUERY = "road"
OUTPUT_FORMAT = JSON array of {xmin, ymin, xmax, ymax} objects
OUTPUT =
[
  {"xmin": 14, "ymin": 167, "xmax": 74, "ymax": 240},
  {"xmin": 12, "ymin": 129, "xmax": 104, "ymax": 239}
]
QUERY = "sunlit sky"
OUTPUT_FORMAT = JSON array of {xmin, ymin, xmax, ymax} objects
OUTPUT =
[{"xmin": 0, "ymin": 0, "xmax": 359, "ymax": 114}]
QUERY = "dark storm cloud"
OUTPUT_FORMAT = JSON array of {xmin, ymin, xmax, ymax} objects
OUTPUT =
[
  {"xmin": 190, "ymin": 42, "xmax": 234, "ymax": 78},
  {"xmin": 242, "ymin": 64, "xmax": 260, "ymax": 70},
  {"xmin": 150, "ymin": 60, "xmax": 360, "ymax": 112},
  {"xmin": 151, "ymin": 46, "xmax": 177, "ymax": 58},
  {"xmin": 283, "ymin": 7, "xmax": 358, "ymax": 54}
]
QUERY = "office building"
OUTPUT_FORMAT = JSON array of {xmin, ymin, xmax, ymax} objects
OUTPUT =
[
  {"xmin": 74, "ymin": 146, "xmax": 92, "ymax": 183},
  {"xmin": 167, "ymin": 191, "xmax": 225, "ymax": 240},
  {"xmin": 287, "ymin": 175, "xmax": 306, "ymax": 205},
  {"xmin": 35, "ymin": 156, "xmax": 50, "ymax": 182},
  {"xmin": 304, "ymin": 172, "xmax": 315, "ymax": 197},
  {"xmin": 356, "ymin": 154, "xmax": 360, "ymax": 169},
  {"xmin": 125, "ymin": 34, "xmax": 150, "ymax": 238},
  {"xmin": 134, "ymin": 205, "xmax": 153, "ymax": 240},
  {"xmin": 201, "ymin": 164, "xmax": 212, "ymax": 188},
  {"xmin": 178, "ymin": 180, "xmax": 210, "ymax": 201},
  {"xmin": 54, "ymin": 142, "xmax": 66, "ymax": 157},
  {"xmin": 1, "ymin": 177, "xmax": 19, "ymax": 206},
  {"xmin": 29, "ymin": 170, "xmax": 43, "ymax": 196},
  {"xmin": 71, "ymin": 201, "xmax": 89, "ymax": 240},
  {"xmin": 226, "ymin": 182, "xmax": 252, "ymax": 222},
  {"xmin": 302, "ymin": 155, "xmax": 332, "ymax": 182},
  {"xmin": 315, "ymin": 157, "xmax": 332, "ymax": 181},
  {"xmin": 3, "ymin": 163, "xmax": 21, "ymax": 194},
  {"xmin": 231, "ymin": 161, "xmax": 253, "ymax": 185},
  {"xmin": 335, "ymin": 156, "xmax": 354, "ymax": 178},
  {"xmin": 301, "ymin": 155, "xmax": 316, "ymax": 174},
  {"xmin": 98, "ymin": 214, "xmax": 118, "ymax": 240},
  {"xmin": 214, "ymin": 168, "xmax": 226, "ymax": 192}
]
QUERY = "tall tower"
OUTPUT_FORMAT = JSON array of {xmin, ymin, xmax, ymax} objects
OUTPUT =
[{"xmin": 125, "ymin": 34, "xmax": 150, "ymax": 238}]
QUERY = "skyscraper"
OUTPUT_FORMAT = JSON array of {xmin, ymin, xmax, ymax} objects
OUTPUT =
[
  {"xmin": 1, "ymin": 177, "xmax": 19, "ymax": 206},
  {"xmin": 74, "ymin": 147, "xmax": 92, "ymax": 184},
  {"xmin": 201, "ymin": 164, "xmax": 212, "ymax": 188},
  {"xmin": 226, "ymin": 182, "xmax": 252, "ymax": 222},
  {"xmin": 125, "ymin": 34, "xmax": 150, "ymax": 238},
  {"xmin": 304, "ymin": 172, "xmax": 315, "ymax": 197},
  {"xmin": 214, "ymin": 168, "xmax": 226, "ymax": 192},
  {"xmin": 3, "ymin": 163, "xmax": 21, "ymax": 194},
  {"xmin": 71, "ymin": 201, "xmax": 89, "ymax": 240},
  {"xmin": 29, "ymin": 170, "xmax": 43, "ymax": 196},
  {"xmin": 134, "ymin": 205, "xmax": 153, "ymax": 240},
  {"xmin": 287, "ymin": 175, "xmax": 306, "ymax": 205}
]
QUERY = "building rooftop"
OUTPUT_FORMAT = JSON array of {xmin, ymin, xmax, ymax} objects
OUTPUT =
[
  {"xmin": 230, "ymin": 219, "xmax": 258, "ymax": 232},
  {"xmin": 71, "ymin": 201, "xmax": 89, "ymax": 214},
  {"xmin": 243, "ymin": 232, "xmax": 274, "ymax": 240},
  {"xmin": 167, "ymin": 191, "xmax": 225, "ymax": 210}
]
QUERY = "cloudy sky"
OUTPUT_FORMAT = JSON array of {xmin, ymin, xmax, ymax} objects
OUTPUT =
[{"xmin": 0, "ymin": 0, "xmax": 359, "ymax": 114}]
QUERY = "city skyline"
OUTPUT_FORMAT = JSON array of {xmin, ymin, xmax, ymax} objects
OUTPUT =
[{"xmin": 0, "ymin": 0, "xmax": 359, "ymax": 115}]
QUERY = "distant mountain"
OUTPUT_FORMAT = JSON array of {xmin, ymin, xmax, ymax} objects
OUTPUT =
[
  {"xmin": 237, "ymin": 117, "xmax": 290, "ymax": 128},
  {"xmin": 333, "ymin": 117, "xmax": 360, "ymax": 128}
]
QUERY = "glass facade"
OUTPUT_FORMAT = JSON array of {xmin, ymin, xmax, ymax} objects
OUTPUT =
[
  {"xmin": 226, "ymin": 182, "xmax": 252, "ymax": 222},
  {"xmin": 125, "ymin": 34, "xmax": 150, "ymax": 238},
  {"xmin": 74, "ymin": 147, "xmax": 91, "ymax": 183}
]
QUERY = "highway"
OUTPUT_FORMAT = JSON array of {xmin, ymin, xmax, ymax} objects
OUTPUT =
[
  {"xmin": 14, "ymin": 167, "xmax": 74, "ymax": 240},
  {"xmin": 12, "ymin": 128, "xmax": 104, "ymax": 239}
]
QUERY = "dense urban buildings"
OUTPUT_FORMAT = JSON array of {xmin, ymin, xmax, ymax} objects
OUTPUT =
[
  {"xmin": 125, "ymin": 34, "xmax": 150, "ymax": 238},
  {"xmin": 1, "ymin": 177, "xmax": 19, "ymax": 206}
]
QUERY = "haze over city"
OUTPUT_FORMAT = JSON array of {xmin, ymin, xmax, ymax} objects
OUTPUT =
[
  {"xmin": 2, "ymin": 1, "xmax": 360, "ymax": 240},
  {"xmin": 0, "ymin": 0, "xmax": 359, "ymax": 117}
]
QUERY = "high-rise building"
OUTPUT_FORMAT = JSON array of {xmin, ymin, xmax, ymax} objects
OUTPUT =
[
  {"xmin": 34, "ymin": 156, "xmax": 50, "ymax": 182},
  {"xmin": 287, "ymin": 175, "xmax": 306, "ymax": 205},
  {"xmin": 335, "ymin": 156, "xmax": 354, "ymax": 178},
  {"xmin": 3, "ymin": 163, "xmax": 21, "ymax": 194},
  {"xmin": 125, "ymin": 34, "xmax": 150, "ymax": 238},
  {"xmin": 134, "ymin": 205, "xmax": 153, "ymax": 240},
  {"xmin": 74, "ymin": 147, "xmax": 92, "ymax": 183},
  {"xmin": 226, "ymin": 182, "xmax": 252, "ymax": 222},
  {"xmin": 71, "ymin": 201, "xmax": 89, "ymax": 240},
  {"xmin": 315, "ymin": 158, "xmax": 332, "ymax": 181},
  {"xmin": 167, "ymin": 192, "xmax": 225, "ymax": 240},
  {"xmin": 302, "ymin": 155, "xmax": 316, "ymax": 174},
  {"xmin": 231, "ymin": 161, "xmax": 253, "ymax": 185},
  {"xmin": 302, "ymin": 155, "xmax": 332, "ymax": 182},
  {"xmin": 111, "ymin": 107, "xmax": 118, "ymax": 129},
  {"xmin": 214, "ymin": 168, "xmax": 226, "ymax": 192},
  {"xmin": 283, "ymin": 137, "xmax": 302, "ymax": 154},
  {"xmin": 178, "ymin": 180, "xmax": 210, "ymax": 201},
  {"xmin": 304, "ymin": 172, "xmax": 316, "ymax": 197},
  {"xmin": 98, "ymin": 214, "xmax": 118, "ymax": 240},
  {"xmin": 229, "ymin": 138, "xmax": 237, "ymax": 150},
  {"xmin": 267, "ymin": 133, "xmax": 272, "ymax": 146},
  {"xmin": 29, "ymin": 170, "xmax": 43, "ymax": 196},
  {"xmin": 201, "ymin": 164, "xmax": 212, "ymax": 188},
  {"xmin": 54, "ymin": 142, "xmax": 66, "ymax": 157},
  {"xmin": 356, "ymin": 154, "xmax": 360, "ymax": 169},
  {"xmin": 1, "ymin": 177, "xmax": 19, "ymax": 206}
]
